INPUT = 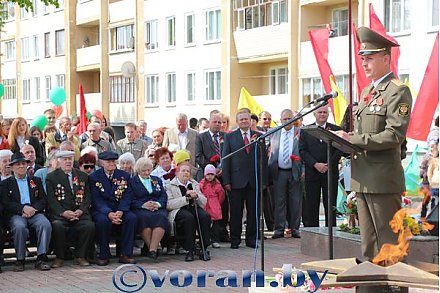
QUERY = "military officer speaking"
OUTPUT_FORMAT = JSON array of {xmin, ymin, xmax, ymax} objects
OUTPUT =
[{"xmin": 335, "ymin": 27, "xmax": 412, "ymax": 260}]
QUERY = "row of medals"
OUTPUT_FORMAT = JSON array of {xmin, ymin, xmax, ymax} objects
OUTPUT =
[{"xmin": 369, "ymin": 97, "xmax": 383, "ymax": 112}]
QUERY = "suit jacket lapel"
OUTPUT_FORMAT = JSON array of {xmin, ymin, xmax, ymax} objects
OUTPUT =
[{"xmin": 10, "ymin": 177, "xmax": 21, "ymax": 203}]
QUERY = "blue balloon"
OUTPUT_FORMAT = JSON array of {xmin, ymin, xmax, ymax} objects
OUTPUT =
[{"xmin": 50, "ymin": 87, "xmax": 66, "ymax": 106}]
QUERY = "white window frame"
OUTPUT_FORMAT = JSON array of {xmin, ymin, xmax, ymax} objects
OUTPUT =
[
  {"xmin": 32, "ymin": 35, "xmax": 39, "ymax": 60},
  {"xmin": 44, "ymin": 32, "xmax": 50, "ymax": 58},
  {"xmin": 205, "ymin": 8, "xmax": 221, "ymax": 43},
  {"xmin": 5, "ymin": 41, "xmax": 16, "ymax": 61},
  {"xmin": 145, "ymin": 75, "xmax": 159, "ymax": 106},
  {"xmin": 55, "ymin": 0, "xmax": 64, "ymax": 11},
  {"xmin": 384, "ymin": 0, "xmax": 411, "ymax": 34},
  {"xmin": 166, "ymin": 72, "xmax": 177, "ymax": 104},
  {"xmin": 271, "ymin": 1, "xmax": 279, "ymax": 25},
  {"xmin": 55, "ymin": 74, "xmax": 65, "ymax": 88},
  {"xmin": 301, "ymin": 77, "xmax": 323, "ymax": 107},
  {"xmin": 110, "ymin": 24, "xmax": 135, "ymax": 52},
  {"xmin": 22, "ymin": 79, "xmax": 31, "ymax": 102},
  {"xmin": 430, "ymin": 0, "xmax": 439, "ymax": 29},
  {"xmin": 3, "ymin": 2, "xmax": 16, "ymax": 22},
  {"xmin": 205, "ymin": 69, "xmax": 221, "ymax": 102},
  {"xmin": 166, "ymin": 16, "xmax": 176, "ymax": 47},
  {"xmin": 3, "ymin": 79, "xmax": 16, "ymax": 100},
  {"xmin": 269, "ymin": 67, "xmax": 288, "ymax": 95},
  {"xmin": 55, "ymin": 29, "xmax": 65, "ymax": 56},
  {"xmin": 32, "ymin": 0, "xmax": 38, "ymax": 17},
  {"xmin": 109, "ymin": 76, "xmax": 135, "ymax": 103},
  {"xmin": 185, "ymin": 72, "xmax": 196, "ymax": 103},
  {"xmin": 237, "ymin": 8, "xmax": 245, "ymax": 31},
  {"xmin": 145, "ymin": 20, "xmax": 158, "ymax": 50},
  {"xmin": 45, "ymin": 75, "xmax": 51, "ymax": 100},
  {"xmin": 20, "ymin": 7, "xmax": 30, "ymax": 20},
  {"xmin": 21, "ymin": 37, "xmax": 30, "ymax": 62},
  {"xmin": 34, "ymin": 77, "xmax": 41, "ymax": 100},
  {"xmin": 185, "ymin": 13, "xmax": 196, "ymax": 46},
  {"xmin": 43, "ymin": 2, "xmax": 50, "ymax": 14},
  {"xmin": 331, "ymin": 8, "xmax": 348, "ymax": 37}
]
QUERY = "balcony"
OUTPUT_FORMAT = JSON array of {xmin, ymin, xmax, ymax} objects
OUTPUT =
[
  {"xmin": 76, "ymin": 0, "xmax": 100, "ymax": 26},
  {"xmin": 233, "ymin": 23, "xmax": 289, "ymax": 63},
  {"xmin": 109, "ymin": 0, "xmax": 135, "ymax": 23},
  {"xmin": 76, "ymin": 45, "xmax": 101, "ymax": 71},
  {"xmin": 76, "ymin": 92, "xmax": 102, "ymax": 112}
]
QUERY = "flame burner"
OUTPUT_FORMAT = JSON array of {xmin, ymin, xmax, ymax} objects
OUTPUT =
[{"xmin": 301, "ymin": 258, "xmax": 439, "ymax": 293}]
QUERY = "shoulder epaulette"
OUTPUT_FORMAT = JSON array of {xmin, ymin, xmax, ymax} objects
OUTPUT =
[{"xmin": 391, "ymin": 79, "xmax": 404, "ymax": 86}]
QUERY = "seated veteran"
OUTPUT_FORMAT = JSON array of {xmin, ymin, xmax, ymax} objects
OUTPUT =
[
  {"xmin": 130, "ymin": 157, "xmax": 168, "ymax": 262},
  {"xmin": 0, "ymin": 152, "xmax": 52, "ymax": 272},
  {"xmin": 166, "ymin": 162, "xmax": 211, "ymax": 261},
  {"xmin": 89, "ymin": 151, "xmax": 136, "ymax": 266},
  {"xmin": 46, "ymin": 151, "xmax": 95, "ymax": 268}
]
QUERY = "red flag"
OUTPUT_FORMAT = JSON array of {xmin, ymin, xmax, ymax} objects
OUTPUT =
[
  {"xmin": 369, "ymin": 4, "xmax": 400, "ymax": 77},
  {"xmin": 308, "ymin": 28, "xmax": 334, "ymax": 113},
  {"xmin": 77, "ymin": 84, "xmax": 88, "ymax": 135},
  {"xmin": 407, "ymin": 33, "xmax": 439, "ymax": 141},
  {"xmin": 352, "ymin": 22, "xmax": 369, "ymax": 99}
]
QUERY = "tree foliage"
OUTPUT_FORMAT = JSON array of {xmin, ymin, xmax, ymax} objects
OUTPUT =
[{"xmin": 8, "ymin": 0, "xmax": 59, "ymax": 12}]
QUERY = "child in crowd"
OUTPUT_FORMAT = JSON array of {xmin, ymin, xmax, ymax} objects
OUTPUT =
[{"xmin": 199, "ymin": 164, "xmax": 225, "ymax": 248}]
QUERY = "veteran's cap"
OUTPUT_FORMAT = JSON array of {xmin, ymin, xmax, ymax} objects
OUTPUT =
[
  {"xmin": 356, "ymin": 27, "xmax": 399, "ymax": 56},
  {"xmin": 98, "ymin": 151, "xmax": 119, "ymax": 161},
  {"xmin": 55, "ymin": 150, "xmax": 75, "ymax": 158}
]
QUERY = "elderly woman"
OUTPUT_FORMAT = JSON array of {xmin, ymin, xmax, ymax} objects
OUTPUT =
[
  {"xmin": 79, "ymin": 153, "xmax": 97, "ymax": 175},
  {"xmin": 34, "ymin": 150, "xmax": 59, "ymax": 192},
  {"xmin": 130, "ymin": 158, "xmax": 168, "ymax": 261},
  {"xmin": 166, "ymin": 162, "xmax": 211, "ymax": 261},
  {"xmin": 151, "ymin": 147, "xmax": 175, "ymax": 186},
  {"xmin": 118, "ymin": 152, "xmax": 135, "ymax": 176}
]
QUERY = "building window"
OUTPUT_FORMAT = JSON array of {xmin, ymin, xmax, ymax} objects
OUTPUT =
[
  {"xmin": 3, "ymin": 79, "xmax": 16, "ymax": 100},
  {"xmin": 109, "ymin": 75, "xmax": 135, "ymax": 103},
  {"xmin": 22, "ymin": 79, "xmax": 31, "ymax": 102},
  {"xmin": 145, "ymin": 20, "xmax": 158, "ymax": 50},
  {"xmin": 332, "ymin": 8, "xmax": 348, "ymax": 37},
  {"xmin": 20, "ymin": 7, "xmax": 30, "ymax": 20},
  {"xmin": 185, "ymin": 13, "xmax": 195, "ymax": 45},
  {"xmin": 55, "ymin": 0, "xmax": 64, "ymax": 11},
  {"xmin": 3, "ymin": 2, "xmax": 16, "ymax": 22},
  {"xmin": 234, "ymin": 0, "xmax": 287, "ymax": 31},
  {"xmin": 205, "ymin": 9, "xmax": 221, "ymax": 42},
  {"xmin": 33, "ymin": 35, "xmax": 39, "ymax": 60},
  {"xmin": 5, "ymin": 41, "xmax": 15, "ymax": 61},
  {"xmin": 110, "ymin": 24, "xmax": 134, "ymax": 51},
  {"xmin": 34, "ymin": 77, "xmax": 41, "ymax": 100},
  {"xmin": 21, "ymin": 37, "xmax": 30, "ymax": 62},
  {"xmin": 166, "ymin": 73, "xmax": 176, "ymax": 104},
  {"xmin": 186, "ymin": 72, "xmax": 195, "ymax": 102},
  {"xmin": 44, "ymin": 32, "xmax": 50, "ymax": 57},
  {"xmin": 431, "ymin": 0, "xmax": 439, "ymax": 28},
  {"xmin": 205, "ymin": 70, "xmax": 221, "ymax": 101},
  {"xmin": 55, "ymin": 29, "xmax": 65, "ymax": 56},
  {"xmin": 55, "ymin": 74, "xmax": 65, "ymax": 88},
  {"xmin": 145, "ymin": 75, "xmax": 159, "ymax": 105},
  {"xmin": 167, "ymin": 16, "xmax": 176, "ymax": 47},
  {"xmin": 45, "ymin": 76, "xmax": 51, "ymax": 99},
  {"xmin": 270, "ymin": 67, "xmax": 288, "ymax": 95},
  {"xmin": 32, "ymin": 0, "xmax": 38, "ymax": 16},
  {"xmin": 43, "ymin": 2, "xmax": 49, "ymax": 14},
  {"xmin": 384, "ymin": 0, "xmax": 410, "ymax": 33},
  {"xmin": 302, "ymin": 77, "xmax": 323, "ymax": 106}
]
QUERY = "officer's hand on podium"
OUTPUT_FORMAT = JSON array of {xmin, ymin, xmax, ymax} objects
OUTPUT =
[{"xmin": 333, "ymin": 130, "xmax": 349, "ymax": 141}]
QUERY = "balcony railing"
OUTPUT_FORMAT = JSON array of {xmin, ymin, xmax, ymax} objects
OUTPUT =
[{"xmin": 76, "ymin": 45, "xmax": 101, "ymax": 70}]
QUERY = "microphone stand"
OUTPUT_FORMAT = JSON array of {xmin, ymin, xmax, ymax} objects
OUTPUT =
[{"xmin": 222, "ymin": 98, "xmax": 331, "ymax": 271}]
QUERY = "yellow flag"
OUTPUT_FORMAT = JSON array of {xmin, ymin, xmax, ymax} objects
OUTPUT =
[
  {"xmin": 329, "ymin": 75, "xmax": 348, "ymax": 126},
  {"xmin": 403, "ymin": 78, "xmax": 418, "ymax": 98},
  {"xmin": 237, "ymin": 87, "xmax": 276, "ymax": 127}
]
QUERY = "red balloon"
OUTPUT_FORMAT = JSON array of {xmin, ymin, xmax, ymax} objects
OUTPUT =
[
  {"xmin": 90, "ymin": 109, "xmax": 103, "ymax": 120},
  {"xmin": 52, "ymin": 105, "xmax": 63, "ymax": 118}
]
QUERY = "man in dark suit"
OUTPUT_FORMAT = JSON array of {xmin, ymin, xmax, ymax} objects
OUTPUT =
[
  {"xmin": 299, "ymin": 106, "xmax": 342, "ymax": 227},
  {"xmin": 222, "ymin": 109, "xmax": 267, "ymax": 249},
  {"xmin": 20, "ymin": 144, "xmax": 42, "ymax": 177},
  {"xmin": 195, "ymin": 111, "xmax": 230, "ymax": 241},
  {"xmin": 0, "ymin": 152, "xmax": 52, "ymax": 271},
  {"xmin": 46, "ymin": 151, "xmax": 95, "ymax": 268},
  {"xmin": 268, "ymin": 109, "xmax": 303, "ymax": 239},
  {"xmin": 89, "ymin": 151, "xmax": 136, "ymax": 266}
]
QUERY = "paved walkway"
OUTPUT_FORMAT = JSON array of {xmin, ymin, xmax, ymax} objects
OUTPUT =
[{"xmin": 0, "ymin": 235, "xmax": 437, "ymax": 293}]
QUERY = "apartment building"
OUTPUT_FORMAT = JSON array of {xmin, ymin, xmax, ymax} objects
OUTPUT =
[{"xmin": 0, "ymin": 0, "xmax": 438, "ymax": 131}]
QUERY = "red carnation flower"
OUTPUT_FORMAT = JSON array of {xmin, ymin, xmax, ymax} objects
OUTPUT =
[
  {"xmin": 290, "ymin": 155, "xmax": 300, "ymax": 162},
  {"xmin": 210, "ymin": 154, "xmax": 220, "ymax": 163}
]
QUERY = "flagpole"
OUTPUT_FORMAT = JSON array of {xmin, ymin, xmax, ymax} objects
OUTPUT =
[{"xmin": 348, "ymin": 0, "xmax": 353, "ymax": 131}]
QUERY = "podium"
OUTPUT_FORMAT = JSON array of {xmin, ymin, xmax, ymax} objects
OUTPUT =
[{"xmin": 302, "ymin": 125, "xmax": 362, "ymax": 259}]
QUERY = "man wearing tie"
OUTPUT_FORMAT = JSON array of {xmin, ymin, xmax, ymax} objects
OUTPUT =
[
  {"xmin": 89, "ymin": 151, "xmax": 136, "ymax": 266},
  {"xmin": 46, "ymin": 151, "xmax": 95, "ymax": 268},
  {"xmin": 269, "ymin": 109, "xmax": 303, "ymax": 239},
  {"xmin": 222, "ymin": 109, "xmax": 267, "ymax": 249},
  {"xmin": 0, "ymin": 152, "xmax": 52, "ymax": 271},
  {"xmin": 20, "ymin": 144, "xmax": 42, "ymax": 177}
]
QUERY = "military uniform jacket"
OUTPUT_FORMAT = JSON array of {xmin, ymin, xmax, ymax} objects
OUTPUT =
[
  {"xmin": 0, "ymin": 176, "xmax": 47, "ymax": 220},
  {"xmin": 46, "ymin": 168, "xmax": 92, "ymax": 220},
  {"xmin": 89, "ymin": 168, "xmax": 133, "ymax": 216},
  {"xmin": 116, "ymin": 138, "xmax": 148, "ymax": 161},
  {"xmin": 349, "ymin": 73, "xmax": 412, "ymax": 193}
]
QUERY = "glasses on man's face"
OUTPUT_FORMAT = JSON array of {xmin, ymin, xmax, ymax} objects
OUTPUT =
[
  {"xmin": 262, "ymin": 118, "xmax": 271, "ymax": 121},
  {"xmin": 82, "ymin": 164, "xmax": 95, "ymax": 170}
]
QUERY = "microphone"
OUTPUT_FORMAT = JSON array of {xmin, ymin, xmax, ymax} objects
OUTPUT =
[{"xmin": 314, "ymin": 91, "xmax": 338, "ymax": 103}]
